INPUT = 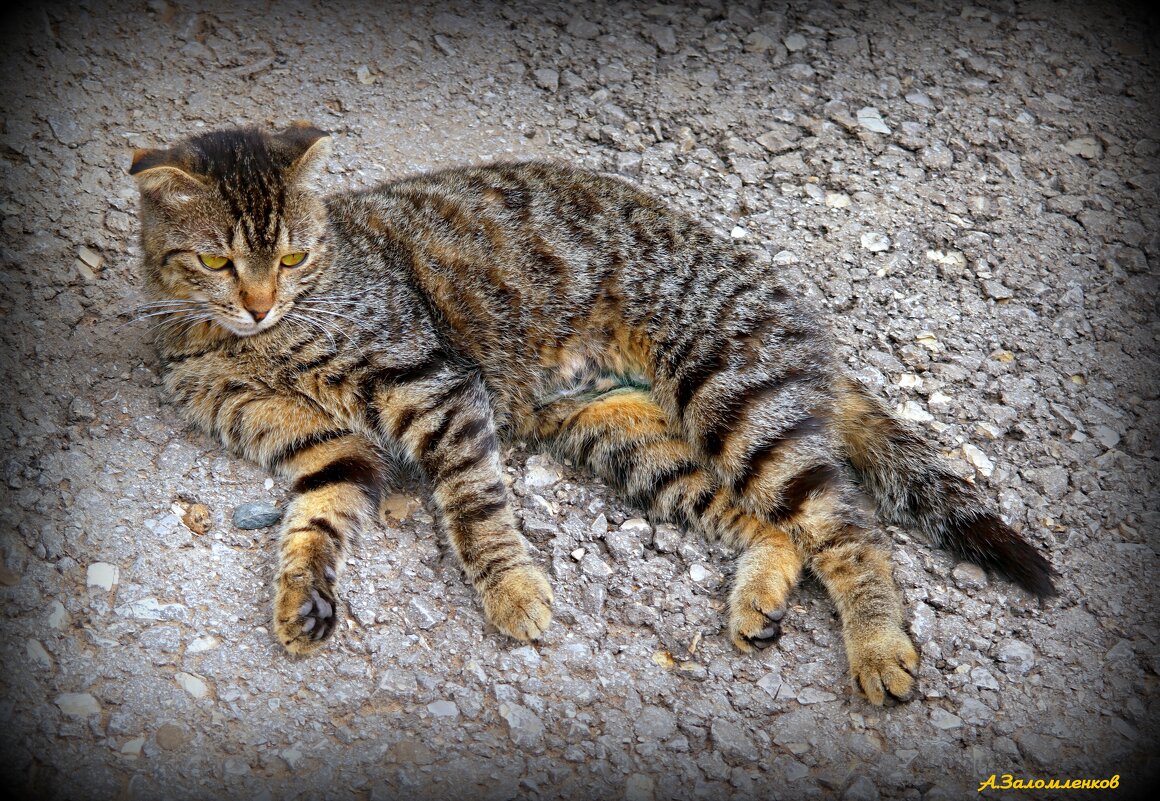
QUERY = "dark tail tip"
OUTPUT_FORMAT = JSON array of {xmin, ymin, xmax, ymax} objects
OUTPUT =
[{"xmin": 940, "ymin": 512, "xmax": 1059, "ymax": 598}]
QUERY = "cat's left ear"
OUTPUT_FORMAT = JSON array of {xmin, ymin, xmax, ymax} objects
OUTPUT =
[{"xmin": 276, "ymin": 121, "xmax": 331, "ymax": 183}]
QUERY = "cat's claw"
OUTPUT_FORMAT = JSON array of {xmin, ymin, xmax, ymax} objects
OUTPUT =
[{"xmin": 274, "ymin": 568, "xmax": 339, "ymax": 654}]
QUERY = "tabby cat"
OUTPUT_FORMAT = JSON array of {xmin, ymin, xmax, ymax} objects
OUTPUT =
[{"xmin": 128, "ymin": 123, "xmax": 1055, "ymax": 705}]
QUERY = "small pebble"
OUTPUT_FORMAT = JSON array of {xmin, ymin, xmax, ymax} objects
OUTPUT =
[{"xmin": 232, "ymin": 501, "xmax": 283, "ymax": 530}]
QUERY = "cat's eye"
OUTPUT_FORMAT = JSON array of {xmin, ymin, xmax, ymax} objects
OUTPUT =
[
  {"xmin": 280, "ymin": 252, "xmax": 308, "ymax": 268},
  {"xmin": 198, "ymin": 254, "xmax": 230, "ymax": 270}
]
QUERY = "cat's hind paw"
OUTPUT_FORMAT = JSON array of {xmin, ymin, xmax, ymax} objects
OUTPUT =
[
  {"xmin": 274, "ymin": 565, "xmax": 339, "ymax": 655},
  {"xmin": 847, "ymin": 625, "xmax": 919, "ymax": 705},
  {"xmin": 480, "ymin": 564, "xmax": 554, "ymax": 641}
]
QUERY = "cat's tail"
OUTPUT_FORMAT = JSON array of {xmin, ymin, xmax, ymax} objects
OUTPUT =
[{"xmin": 833, "ymin": 376, "xmax": 1058, "ymax": 597}]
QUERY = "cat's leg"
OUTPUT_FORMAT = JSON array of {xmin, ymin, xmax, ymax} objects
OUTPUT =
[
  {"xmin": 372, "ymin": 367, "xmax": 552, "ymax": 641},
  {"xmin": 650, "ymin": 301, "xmax": 919, "ymax": 702},
  {"xmin": 200, "ymin": 383, "xmax": 384, "ymax": 654},
  {"xmin": 271, "ymin": 432, "xmax": 383, "ymax": 654},
  {"xmin": 530, "ymin": 386, "xmax": 804, "ymax": 651}
]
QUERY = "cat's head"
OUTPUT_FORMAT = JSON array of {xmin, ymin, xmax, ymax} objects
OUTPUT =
[{"xmin": 130, "ymin": 122, "xmax": 331, "ymax": 337}]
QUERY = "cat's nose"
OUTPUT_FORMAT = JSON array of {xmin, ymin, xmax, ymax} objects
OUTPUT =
[{"xmin": 241, "ymin": 292, "xmax": 274, "ymax": 323}]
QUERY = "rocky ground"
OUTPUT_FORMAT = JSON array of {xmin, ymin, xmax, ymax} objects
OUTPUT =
[{"xmin": 1, "ymin": 0, "xmax": 1157, "ymax": 799}]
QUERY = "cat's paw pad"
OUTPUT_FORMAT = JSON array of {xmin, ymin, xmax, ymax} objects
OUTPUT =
[
  {"xmin": 481, "ymin": 564, "xmax": 554, "ymax": 641},
  {"xmin": 847, "ymin": 626, "xmax": 919, "ymax": 705},
  {"xmin": 274, "ymin": 567, "xmax": 339, "ymax": 655}
]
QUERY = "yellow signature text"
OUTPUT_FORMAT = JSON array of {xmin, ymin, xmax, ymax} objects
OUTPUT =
[{"xmin": 979, "ymin": 774, "xmax": 1120, "ymax": 791}]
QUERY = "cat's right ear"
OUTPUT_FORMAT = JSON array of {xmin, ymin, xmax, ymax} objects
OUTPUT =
[
  {"xmin": 276, "ymin": 122, "xmax": 332, "ymax": 184},
  {"xmin": 128, "ymin": 147, "xmax": 206, "ymax": 199}
]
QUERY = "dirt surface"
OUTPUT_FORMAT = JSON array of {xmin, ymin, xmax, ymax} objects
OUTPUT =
[{"xmin": 1, "ymin": 1, "xmax": 1158, "ymax": 799}]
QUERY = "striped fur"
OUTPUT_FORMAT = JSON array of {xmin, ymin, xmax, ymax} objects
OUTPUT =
[{"xmin": 131, "ymin": 125, "xmax": 1055, "ymax": 700}]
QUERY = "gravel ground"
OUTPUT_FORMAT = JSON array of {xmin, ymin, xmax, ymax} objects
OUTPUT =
[{"xmin": 1, "ymin": 1, "xmax": 1157, "ymax": 799}]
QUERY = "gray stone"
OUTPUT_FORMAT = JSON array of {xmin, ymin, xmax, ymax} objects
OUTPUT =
[
  {"xmin": 580, "ymin": 552, "xmax": 613, "ymax": 579},
  {"xmin": 532, "ymin": 68, "xmax": 558, "ymax": 92},
  {"xmin": 951, "ymin": 562, "xmax": 988, "ymax": 590},
  {"xmin": 710, "ymin": 719, "xmax": 759, "ymax": 762},
  {"xmin": 958, "ymin": 697, "xmax": 993, "ymax": 725},
  {"xmin": 997, "ymin": 640, "xmax": 1036, "ymax": 674},
  {"xmin": 652, "ymin": 523, "xmax": 681, "ymax": 553},
  {"xmin": 1021, "ymin": 466, "xmax": 1068, "ymax": 500},
  {"xmin": 409, "ymin": 597, "xmax": 445, "ymax": 630},
  {"xmin": 427, "ymin": 700, "xmax": 458, "ymax": 718},
  {"xmin": 929, "ymin": 707, "xmax": 962, "ymax": 730},
  {"xmin": 635, "ymin": 705, "xmax": 677, "ymax": 740},
  {"xmin": 1016, "ymin": 731, "xmax": 1062, "ymax": 767},
  {"xmin": 498, "ymin": 702, "xmax": 544, "ymax": 748},
  {"xmin": 844, "ymin": 776, "xmax": 879, "ymax": 801},
  {"xmin": 232, "ymin": 501, "xmax": 283, "ymax": 529},
  {"xmin": 56, "ymin": 693, "xmax": 100, "ymax": 717},
  {"xmin": 605, "ymin": 529, "xmax": 645, "ymax": 561}
]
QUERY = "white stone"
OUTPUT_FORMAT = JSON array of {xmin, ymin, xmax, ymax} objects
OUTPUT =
[
  {"xmin": 783, "ymin": 33, "xmax": 807, "ymax": 51},
  {"xmin": 115, "ymin": 597, "xmax": 186, "ymax": 620},
  {"xmin": 187, "ymin": 635, "xmax": 219, "ymax": 653},
  {"xmin": 824, "ymin": 191, "xmax": 851, "ymax": 208},
  {"xmin": 620, "ymin": 518, "xmax": 652, "ymax": 537},
  {"xmin": 56, "ymin": 692, "xmax": 100, "ymax": 717},
  {"xmin": 772, "ymin": 249, "xmax": 799, "ymax": 265},
  {"xmin": 580, "ymin": 552, "xmax": 614, "ymax": 579},
  {"xmin": 176, "ymin": 671, "xmax": 210, "ymax": 699},
  {"xmin": 48, "ymin": 600, "xmax": 69, "ymax": 629},
  {"xmin": 962, "ymin": 443, "xmax": 994, "ymax": 477},
  {"xmin": 570, "ymin": 547, "xmax": 586, "ymax": 561},
  {"xmin": 86, "ymin": 562, "xmax": 119, "ymax": 590},
  {"xmin": 860, "ymin": 232, "xmax": 891, "ymax": 252},
  {"xmin": 925, "ymin": 249, "xmax": 967, "ymax": 268},
  {"xmin": 525, "ymin": 455, "xmax": 564, "ymax": 487},
  {"xmin": 730, "ymin": 226, "xmax": 748, "ymax": 239},
  {"xmin": 897, "ymin": 401, "xmax": 934, "ymax": 423},
  {"xmin": 689, "ymin": 563, "xmax": 711, "ymax": 582},
  {"xmin": 27, "ymin": 639, "xmax": 53, "ymax": 670},
  {"xmin": 120, "ymin": 737, "xmax": 145, "ymax": 757},
  {"xmin": 856, "ymin": 107, "xmax": 891, "ymax": 135}
]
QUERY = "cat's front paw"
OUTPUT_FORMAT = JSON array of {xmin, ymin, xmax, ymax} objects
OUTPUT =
[
  {"xmin": 480, "ymin": 564, "xmax": 554, "ymax": 641},
  {"xmin": 728, "ymin": 575, "xmax": 790, "ymax": 653},
  {"xmin": 846, "ymin": 625, "xmax": 919, "ymax": 705},
  {"xmin": 274, "ymin": 565, "xmax": 339, "ymax": 655}
]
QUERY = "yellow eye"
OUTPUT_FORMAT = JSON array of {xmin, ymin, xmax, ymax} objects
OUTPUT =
[
  {"xmin": 198, "ymin": 254, "xmax": 230, "ymax": 270},
  {"xmin": 280, "ymin": 252, "xmax": 307, "ymax": 267}
]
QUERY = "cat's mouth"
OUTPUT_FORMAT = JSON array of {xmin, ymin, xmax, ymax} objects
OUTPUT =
[{"xmin": 220, "ymin": 309, "xmax": 284, "ymax": 337}]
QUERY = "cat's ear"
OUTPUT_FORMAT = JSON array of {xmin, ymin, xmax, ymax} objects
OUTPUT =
[
  {"xmin": 275, "ymin": 121, "xmax": 331, "ymax": 182},
  {"xmin": 129, "ymin": 147, "xmax": 206, "ymax": 198}
]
